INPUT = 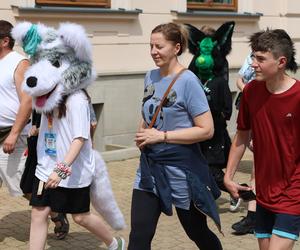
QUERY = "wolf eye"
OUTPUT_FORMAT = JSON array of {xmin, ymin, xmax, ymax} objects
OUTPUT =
[{"xmin": 52, "ymin": 60, "xmax": 60, "ymax": 68}]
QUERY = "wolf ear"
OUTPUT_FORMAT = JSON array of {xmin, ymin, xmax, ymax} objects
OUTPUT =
[
  {"xmin": 213, "ymin": 21, "xmax": 235, "ymax": 57},
  {"xmin": 12, "ymin": 22, "xmax": 52, "ymax": 56},
  {"xmin": 11, "ymin": 22, "xmax": 33, "ymax": 47},
  {"xmin": 58, "ymin": 23, "xmax": 92, "ymax": 63},
  {"xmin": 185, "ymin": 24, "xmax": 206, "ymax": 56},
  {"xmin": 62, "ymin": 61, "xmax": 95, "ymax": 93}
]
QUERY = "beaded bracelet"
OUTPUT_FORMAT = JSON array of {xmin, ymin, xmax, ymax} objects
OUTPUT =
[{"xmin": 54, "ymin": 162, "xmax": 72, "ymax": 179}]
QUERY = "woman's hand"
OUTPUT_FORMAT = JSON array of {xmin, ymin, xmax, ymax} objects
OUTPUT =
[
  {"xmin": 45, "ymin": 172, "xmax": 61, "ymax": 189},
  {"xmin": 135, "ymin": 128, "xmax": 164, "ymax": 148}
]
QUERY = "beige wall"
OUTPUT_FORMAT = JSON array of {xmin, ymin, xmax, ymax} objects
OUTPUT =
[{"xmin": 2, "ymin": 0, "xmax": 300, "ymax": 151}]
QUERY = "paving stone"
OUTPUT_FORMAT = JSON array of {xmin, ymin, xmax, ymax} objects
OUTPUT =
[{"xmin": 0, "ymin": 151, "xmax": 299, "ymax": 250}]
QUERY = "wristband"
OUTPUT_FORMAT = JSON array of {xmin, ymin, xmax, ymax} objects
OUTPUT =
[{"xmin": 54, "ymin": 162, "xmax": 72, "ymax": 179}]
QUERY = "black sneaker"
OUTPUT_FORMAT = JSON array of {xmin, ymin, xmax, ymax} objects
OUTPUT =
[{"xmin": 232, "ymin": 216, "xmax": 255, "ymax": 235}]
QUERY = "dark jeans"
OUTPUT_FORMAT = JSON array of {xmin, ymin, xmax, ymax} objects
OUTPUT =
[{"xmin": 128, "ymin": 189, "xmax": 222, "ymax": 250}]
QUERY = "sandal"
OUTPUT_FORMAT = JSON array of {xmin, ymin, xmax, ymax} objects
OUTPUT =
[{"xmin": 51, "ymin": 213, "xmax": 69, "ymax": 240}]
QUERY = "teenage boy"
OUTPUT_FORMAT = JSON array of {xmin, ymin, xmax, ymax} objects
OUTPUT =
[{"xmin": 224, "ymin": 29, "xmax": 300, "ymax": 250}]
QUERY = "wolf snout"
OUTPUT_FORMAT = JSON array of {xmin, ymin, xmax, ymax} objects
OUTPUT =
[{"xmin": 26, "ymin": 76, "xmax": 37, "ymax": 88}]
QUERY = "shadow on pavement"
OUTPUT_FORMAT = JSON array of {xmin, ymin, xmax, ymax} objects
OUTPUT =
[
  {"xmin": 0, "ymin": 210, "xmax": 31, "ymax": 242},
  {"xmin": 0, "ymin": 210, "xmax": 107, "ymax": 249},
  {"xmin": 46, "ymin": 232, "xmax": 107, "ymax": 250}
]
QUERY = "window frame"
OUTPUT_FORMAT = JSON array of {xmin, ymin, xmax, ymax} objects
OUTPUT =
[
  {"xmin": 187, "ymin": 0, "xmax": 238, "ymax": 12},
  {"xmin": 35, "ymin": 0, "xmax": 111, "ymax": 8}
]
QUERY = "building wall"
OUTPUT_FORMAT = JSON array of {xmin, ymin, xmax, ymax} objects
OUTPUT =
[{"xmin": 2, "ymin": 0, "xmax": 300, "ymax": 151}]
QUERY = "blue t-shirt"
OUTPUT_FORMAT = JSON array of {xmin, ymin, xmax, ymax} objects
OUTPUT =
[
  {"xmin": 142, "ymin": 68, "xmax": 208, "ymax": 130},
  {"xmin": 134, "ymin": 69, "xmax": 209, "ymax": 209}
]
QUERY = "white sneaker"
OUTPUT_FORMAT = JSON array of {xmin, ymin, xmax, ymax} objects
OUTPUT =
[
  {"xmin": 229, "ymin": 196, "xmax": 242, "ymax": 212},
  {"xmin": 117, "ymin": 237, "xmax": 125, "ymax": 250},
  {"xmin": 111, "ymin": 237, "xmax": 125, "ymax": 250}
]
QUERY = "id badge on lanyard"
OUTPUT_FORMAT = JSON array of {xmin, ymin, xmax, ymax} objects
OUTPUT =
[{"xmin": 45, "ymin": 115, "xmax": 57, "ymax": 156}]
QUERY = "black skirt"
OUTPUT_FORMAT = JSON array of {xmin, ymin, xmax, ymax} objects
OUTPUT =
[{"xmin": 30, "ymin": 176, "xmax": 91, "ymax": 214}]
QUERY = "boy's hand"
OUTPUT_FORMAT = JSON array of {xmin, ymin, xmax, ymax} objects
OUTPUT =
[
  {"xmin": 224, "ymin": 178, "xmax": 252, "ymax": 199},
  {"xmin": 45, "ymin": 172, "xmax": 61, "ymax": 189}
]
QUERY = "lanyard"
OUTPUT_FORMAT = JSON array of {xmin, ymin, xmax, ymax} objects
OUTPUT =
[
  {"xmin": 45, "ymin": 113, "xmax": 57, "ymax": 156},
  {"xmin": 47, "ymin": 114, "xmax": 53, "ymax": 130}
]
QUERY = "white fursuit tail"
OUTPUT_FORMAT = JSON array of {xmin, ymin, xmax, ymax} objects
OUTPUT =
[{"xmin": 90, "ymin": 150, "xmax": 126, "ymax": 230}]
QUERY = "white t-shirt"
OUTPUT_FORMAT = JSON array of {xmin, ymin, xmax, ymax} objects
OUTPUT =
[
  {"xmin": 36, "ymin": 90, "xmax": 95, "ymax": 188},
  {"xmin": 0, "ymin": 51, "xmax": 29, "ymax": 133}
]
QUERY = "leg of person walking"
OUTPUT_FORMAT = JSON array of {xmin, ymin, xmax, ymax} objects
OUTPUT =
[
  {"xmin": 176, "ymin": 203, "xmax": 223, "ymax": 250},
  {"xmin": 71, "ymin": 212, "xmax": 115, "ymax": 247},
  {"xmin": 0, "ymin": 135, "xmax": 27, "ymax": 197},
  {"xmin": 30, "ymin": 206, "xmax": 51, "ymax": 250},
  {"xmin": 128, "ymin": 189, "xmax": 161, "ymax": 250}
]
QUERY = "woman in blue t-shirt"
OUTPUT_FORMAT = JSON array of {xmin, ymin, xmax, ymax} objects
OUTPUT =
[{"xmin": 128, "ymin": 23, "xmax": 223, "ymax": 250}]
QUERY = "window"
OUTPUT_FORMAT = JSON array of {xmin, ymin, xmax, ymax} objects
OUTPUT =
[
  {"xmin": 36, "ymin": 0, "xmax": 110, "ymax": 8},
  {"xmin": 187, "ymin": 0, "xmax": 237, "ymax": 12}
]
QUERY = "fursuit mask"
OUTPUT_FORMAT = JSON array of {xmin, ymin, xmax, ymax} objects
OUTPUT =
[
  {"xmin": 12, "ymin": 22, "xmax": 96, "ymax": 113},
  {"xmin": 186, "ymin": 21, "xmax": 235, "ymax": 82}
]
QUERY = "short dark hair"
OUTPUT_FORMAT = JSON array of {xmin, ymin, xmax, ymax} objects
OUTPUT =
[
  {"xmin": 250, "ymin": 29, "xmax": 297, "ymax": 73},
  {"xmin": 0, "ymin": 20, "xmax": 15, "ymax": 49},
  {"xmin": 151, "ymin": 22, "xmax": 188, "ymax": 56}
]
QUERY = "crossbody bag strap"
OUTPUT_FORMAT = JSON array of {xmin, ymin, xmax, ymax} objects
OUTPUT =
[{"xmin": 148, "ymin": 68, "xmax": 186, "ymax": 129}]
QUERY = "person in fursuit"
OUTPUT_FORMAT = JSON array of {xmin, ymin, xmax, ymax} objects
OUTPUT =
[
  {"xmin": 185, "ymin": 21, "xmax": 242, "ymax": 213},
  {"xmin": 12, "ymin": 21, "xmax": 125, "ymax": 250},
  {"xmin": 0, "ymin": 20, "xmax": 31, "ymax": 196},
  {"xmin": 224, "ymin": 29, "xmax": 300, "ymax": 250},
  {"xmin": 1, "ymin": 20, "xmax": 71, "ymax": 241},
  {"xmin": 128, "ymin": 22, "xmax": 223, "ymax": 250}
]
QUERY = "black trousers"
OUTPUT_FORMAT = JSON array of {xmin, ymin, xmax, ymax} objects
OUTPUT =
[{"xmin": 128, "ymin": 189, "xmax": 222, "ymax": 250}]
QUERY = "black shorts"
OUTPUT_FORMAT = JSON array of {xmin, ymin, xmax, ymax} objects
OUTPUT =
[
  {"xmin": 255, "ymin": 204, "xmax": 300, "ymax": 241},
  {"xmin": 30, "ymin": 176, "xmax": 90, "ymax": 214}
]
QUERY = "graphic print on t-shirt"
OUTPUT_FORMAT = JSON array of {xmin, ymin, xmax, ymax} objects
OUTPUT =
[{"xmin": 142, "ymin": 83, "xmax": 177, "ymax": 129}]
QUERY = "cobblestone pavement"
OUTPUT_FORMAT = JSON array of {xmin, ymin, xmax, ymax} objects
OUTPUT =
[{"xmin": 0, "ymin": 152, "xmax": 299, "ymax": 250}]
